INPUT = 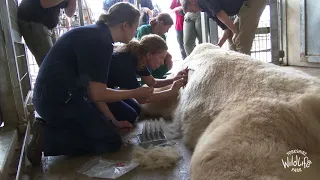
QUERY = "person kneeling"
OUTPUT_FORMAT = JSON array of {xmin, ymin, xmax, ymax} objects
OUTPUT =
[{"xmin": 106, "ymin": 34, "xmax": 188, "ymax": 124}]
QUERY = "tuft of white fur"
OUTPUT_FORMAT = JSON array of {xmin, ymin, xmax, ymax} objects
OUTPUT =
[
  {"xmin": 132, "ymin": 145, "xmax": 181, "ymax": 169},
  {"xmin": 142, "ymin": 43, "xmax": 320, "ymax": 180}
]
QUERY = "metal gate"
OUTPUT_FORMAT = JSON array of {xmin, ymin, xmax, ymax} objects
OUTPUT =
[{"xmin": 0, "ymin": 0, "xmax": 31, "ymax": 128}]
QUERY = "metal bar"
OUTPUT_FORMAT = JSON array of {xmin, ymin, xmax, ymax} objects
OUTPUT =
[
  {"xmin": 15, "ymin": 119, "xmax": 31, "ymax": 180},
  {"xmin": 251, "ymin": 49, "xmax": 271, "ymax": 53},
  {"xmin": 299, "ymin": 0, "xmax": 306, "ymax": 61},
  {"xmin": 208, "ymin": 19, "xmax": 218, "ymax": 44},
  {"xmin": 16, "ymin": 55, "xmax": 24, "ymax": 58},
  {"xmin": 19, "ymin": 73, "xmax": 28, "ymax": 82},
  {"xmin": 280, "ymin": 0, "xmax": 287, "ymax": 65},
  {"xmin": 255, "ymin": 27, "xmax": 270, "ymax": 34},
  {"xmin": 270, "ymin": 0, "xmax": 280, "ymax": 65},
  {"xmin": 78, "ymin": 0, "xmax": 84, "ymax": 26},
  {"xmin": 200, "ymin": 12, "xmax": 209, "ymax": 43}
]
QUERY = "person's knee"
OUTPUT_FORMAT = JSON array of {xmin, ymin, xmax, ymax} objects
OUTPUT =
[
  {"xmin": 236, "ymin": 34, "xmax": 255, "ymax": 55},
  {"xmin": 134, "ymin": 105, "xmax": 142, "ymax": 117},
  {"xmin": 103, "ymin": 134, "xmax": 122, "ymax": 153},
  {"xmin": 127, "ymin": 110, "xmax": 138, "ymax": 124},
  {"xmin": 91, "ymin": 133, "xmax": 122, "ymax": 154}
]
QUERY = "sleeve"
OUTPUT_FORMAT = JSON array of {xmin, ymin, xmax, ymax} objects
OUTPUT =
[
  {"xmin": 199, "ymin": 0, "xmax": 223, "ymax": 17},
  {"xmin": 163, "ymin": 34, "xmax": 167, "ymax": 41},
  {"xmin": 135, "ymin": 26, "xmax": 147, "ymax": 40},
  {"xmin": 136, "ymin": 67, "xmax": 151, "ymax": 77},
  {"xmin": 74, "ymin": 38, "xmax": 113, "ymax": 85}
]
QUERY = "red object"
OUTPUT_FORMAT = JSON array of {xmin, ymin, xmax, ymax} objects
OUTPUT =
[
  {"xmin": 170, "ymin": 0, "xmax": 184, "ymax": 31},
  {"xmin": 114, "ymin": 162, "xmax": 126, "ymax": 167}
]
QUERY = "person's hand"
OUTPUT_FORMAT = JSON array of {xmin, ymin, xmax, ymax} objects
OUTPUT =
[
  {"xmin": 217, "ymin": 29, "xmax": 232, "ymax": 47},
  {"xmin": 117, "ymin": 121, "xmax": 133, "ymax": 133},
  {"xmin": 132, "ymin": 86, "xmax": 154, "ymax": 102},
  {"xmin": 232, "ymin": 31, "xmax": 239, "ymax": 44},
  {"xmin": 171, "ymin": 78, "xmax": 187, "ymax": 93},
  {"xmin": 173, "ymin": 67, "xmax": 188, "ymax": 81}
]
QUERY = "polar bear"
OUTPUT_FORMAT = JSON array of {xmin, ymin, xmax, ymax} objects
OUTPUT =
[{"xmin": 141, "ymin": 43, "xmax": 320, "ymax": 180}]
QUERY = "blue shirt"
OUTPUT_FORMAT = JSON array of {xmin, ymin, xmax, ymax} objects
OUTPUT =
[
  {"xmin": 198, "ymin": 0, "xmax": 245, "ymax": 29},
  {"xmin": 107, "ymin": 52, "xmax": 150, "ymax": 90},
  {"xmin": 33, "ymin": 21, "xmax": 114, "ymax": 104}
]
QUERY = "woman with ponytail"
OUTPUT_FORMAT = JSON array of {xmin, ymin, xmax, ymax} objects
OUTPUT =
[
  {"xmin": 28, "ymin": 2, "xmax": 153, "ymax": 166},
  {"xmin": 135, "ymin": 13, "xmax": 174, "ymax": 80},
  {"xmin": 107, "ymin": 34, "xmax": 188, "ymax": 110}
]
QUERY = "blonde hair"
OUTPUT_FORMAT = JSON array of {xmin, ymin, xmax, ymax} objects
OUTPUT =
[
  {"xmin": 150, "ymin": 13, "xmax": 174, "ymax": 27},
  {"xmin": 115, "ymin": 34, "xmax": 168, "ymax": 70}
]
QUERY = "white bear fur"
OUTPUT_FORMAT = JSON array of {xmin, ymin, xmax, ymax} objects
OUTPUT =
[{"xmin": 141, "ymin": 43, "xmax": 320, "ymax": 180}]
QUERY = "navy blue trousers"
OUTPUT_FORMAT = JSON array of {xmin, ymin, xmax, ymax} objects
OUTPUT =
[{"xmin": 33, "ymin": 95, "xmax": 141, "ymax": 156}]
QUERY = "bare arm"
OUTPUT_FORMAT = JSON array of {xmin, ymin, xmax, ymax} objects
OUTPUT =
[
  {"xmin": 65, "ymin": 0, "xmax": 77, "ymax": 17},
  {"xmin": 216, "ymin": 10, "xmax": 237, "ymax": 34},
  {"xmin": 141, "ymin": 75, "xmax": 174, "ymax": 88},
  {"xmin": 95, "ymin": 102, "xmax": 116, "ymax": 121},
  {"xmin": 146, "ymin": 78, "xmax": 186, "ymax": 103},
  {"xmin": 141, "ymin": 65, "xmax": 188, "ymax": 88},
  {"xmin": 147, "ymin": 89, "xmax": 177, "ymax": 103},
  {"xmin": 94, "ymin": 102, "xmax": 132, "ymax": 130},
  {"xmin": 87, "ymin": 81, "xmax": 152, "ymax": 102},
  {"xmin": 217, "ymin": 29, "xmax": 232, "ymax": 47}
]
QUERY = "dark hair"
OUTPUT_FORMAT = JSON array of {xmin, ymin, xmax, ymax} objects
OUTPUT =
[
  {"xmin": 150, "ymin": 13, "xmax": 174, "ymax": 27},
  {"xmin": 99, "ymin": 2, "xmax": 141, "ymax": 27},
  {"xmin": 115, "ymin": 34, "xmax": 168, "ymax": 69}
]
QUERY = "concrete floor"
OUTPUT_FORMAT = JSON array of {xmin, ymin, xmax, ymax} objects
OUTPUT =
[
  {"xmin": 18, "ymin": 65, "xmax": 320, "ymax": 180},
  {"xmin": 284, "ymin": 66, "xmax": 320, "ymax": 78},
  {"xmin": 21, "ymin": 122, "xmax": 192, "ymax": 180}
]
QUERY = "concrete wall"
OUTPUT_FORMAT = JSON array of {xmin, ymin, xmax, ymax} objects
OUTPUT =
[{"xmin": 286, "ymin": 0, "xmax": 320, "ymax": 67}]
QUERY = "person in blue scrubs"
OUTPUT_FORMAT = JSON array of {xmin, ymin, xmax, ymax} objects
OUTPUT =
[
  {"xmin": 107, "ymin": 34, "xmax": 188, "ymax": 109},
  {"xmin": 27, "ymin": 2, "xmax": 153, "ymax": 166}
]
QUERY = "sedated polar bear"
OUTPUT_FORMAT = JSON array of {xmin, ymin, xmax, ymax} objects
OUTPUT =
[{"xmin": 141, "ymin": 43, "xmax": 320, "ymax": 180}]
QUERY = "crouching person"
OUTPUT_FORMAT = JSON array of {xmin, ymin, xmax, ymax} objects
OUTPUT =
[
  {"xmin": 108, "ymin": 34, "xmax": 188, "ymax": 107},
  {"xmin": 28, "ymin": 3, "xmax": 153, "ymax": 166}
]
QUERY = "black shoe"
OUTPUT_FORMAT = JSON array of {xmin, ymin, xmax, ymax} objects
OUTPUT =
[{"xmin": 27, "ymin": 119, "xmax": 45, "ymax": 166}]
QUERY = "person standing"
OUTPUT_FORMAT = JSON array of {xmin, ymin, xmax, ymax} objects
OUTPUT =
[
  {"xmin": 181, "ymin": 0, "xmax": 266, "ymax": 55},
  {"xmin": 170, "ymin": 0, "xmax": 187, "ymax": 59},
  {"xmin": 183, "ymin": 12, "xmax": 202, "ymax": 56},
  {"xmin": 18, "ymin": 0, "xmax": 77, "ymax": 66}
]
